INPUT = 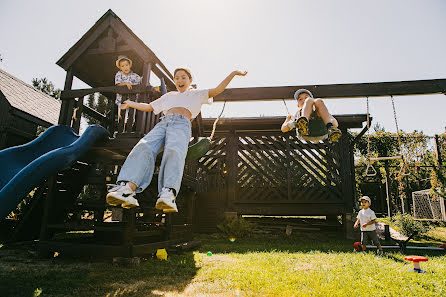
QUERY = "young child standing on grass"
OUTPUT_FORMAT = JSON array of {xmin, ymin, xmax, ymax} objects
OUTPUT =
[
  {"xmin": 281, "ymin": 89, "xmax": 342, "ymax": 142},
  {"xmin": 114, "ymin": 55, "xmax": 142, "ymax": 122},
  {"xmin": 354, "ymin": 196, "xmax": 384, "ymax": 255},
  {"xmin": 106, "ymin": 68, "xmax": 247, "ymax": 212}
]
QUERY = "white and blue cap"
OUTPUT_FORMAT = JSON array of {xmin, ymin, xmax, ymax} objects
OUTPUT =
[
  {"xmin": 360, "ymin": 196, "xmax": 372, "ymax": 204},
  {"xmin": 294, "ymin": 89, "xmax": 314, "ymax": 101}
]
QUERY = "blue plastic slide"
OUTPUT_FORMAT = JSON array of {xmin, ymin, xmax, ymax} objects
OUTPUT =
[{"xmin": 0, "ymin": 125, "xmax": 109, "ymax": 219}]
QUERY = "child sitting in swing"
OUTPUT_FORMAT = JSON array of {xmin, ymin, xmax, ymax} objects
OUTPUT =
[
  {"xmin": 281, "ymin": 89, "xmax": 342, "ymax": 142},
  {"xmin": 106, "ymin": 68, "xmax": 247, "ymax": 212}
]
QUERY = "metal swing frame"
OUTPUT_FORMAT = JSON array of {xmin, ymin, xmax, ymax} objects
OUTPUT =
[{"xmin": 364, "ymin": 96, "xmax": 410, "ymax": 178}]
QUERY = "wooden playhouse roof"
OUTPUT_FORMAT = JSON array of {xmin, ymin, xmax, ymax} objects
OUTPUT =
[
  {"xmin": 56, "ymin": 9, "xmax": 175, "ymax": 89},
  {"xmin": 0, "ymin": 69, "xmax": 60, "ymax": 125}
]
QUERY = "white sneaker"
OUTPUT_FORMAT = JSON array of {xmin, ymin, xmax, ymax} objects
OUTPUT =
[
  {"xmin": 155, "ymin": 188, "xmax": 178, "ymax": 213},
  {"xmin": 106, "ymin": 182, "xmax": 139, "ymax": 208}
]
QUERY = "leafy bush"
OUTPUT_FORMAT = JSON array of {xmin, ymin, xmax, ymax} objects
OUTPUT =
[
  {"xmin": 217, "ymin": 216, "xmax": 256, "ymax": 238},
  {"xmin": 392, "ymin": 213, "xmax": 429, "ymax": 237}
]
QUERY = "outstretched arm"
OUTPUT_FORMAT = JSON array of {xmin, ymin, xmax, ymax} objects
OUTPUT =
[
  {"xmin": 209, "ymin": 70, "xmax": 247, "ymax": 98},
  {"xmin": 120, "ymin": 100, "xmax": 154, "ymax": 112}
]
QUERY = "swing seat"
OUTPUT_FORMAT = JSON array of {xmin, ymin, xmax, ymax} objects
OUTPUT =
[
  {"xmin": 300, "ymin": 118, "xmax": 328, "ymax": 142},
  {"xmin": 185, "ymin": 138, "xmax": 211, "ymax": 161}
]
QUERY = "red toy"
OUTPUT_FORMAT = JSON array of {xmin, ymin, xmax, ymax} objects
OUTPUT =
[
  {"xmin": 404, "ymin": 255, "xmax": 428, "ymax": 273},
  {"xmin": 353, "ymin": 242, "xmax": 362, "ymax": 251}
]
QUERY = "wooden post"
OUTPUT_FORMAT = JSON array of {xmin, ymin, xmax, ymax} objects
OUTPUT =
[
  {"xmin": 137, "ymin": 63, "xmax": 152, "ymax": 135},
  {"xmin": 384, "ymin": 224, "xmax": 391, "ymax": 241},
  {"xmin": 402, "ymin": 175, "xmax": 410, "ymax": 214},
  {"xmin": 122, "ymin": 208, "xmax": 136, "ymax": 257},
  {"xmin": 58, "ymin": 68, "xmax": 74, "ymax": 125},
  {"xmin": 226, "ymin": 131, "xmax": 238, "ymax": 210},
  {"xmin": 71, "ymin": 97, "xmax": 84, "ymax": 133},
  {"xmin": 435, "ymin": 134, "xmax": 442, "ymax": 166},
  {"xmin": 105, "ymin": 92, "xmax": 116, "ymax": 135},
  {"xmin": 384, "ymin": 160, "xmax": 391, "ymax": 219},
  {"xmin": 339, "ymin": 128, "xmax": 354, "ymax": 211},
  {"xmin": 284, "ymin": 135, "xmax": 291, "ymax": 200},
  {"xmin": 196, "ymin": 113, "xmax": 204, "ymax": 136},
  {"xmin": 39, "ymin": 177, "xmax": 57, "ymax": 241}
]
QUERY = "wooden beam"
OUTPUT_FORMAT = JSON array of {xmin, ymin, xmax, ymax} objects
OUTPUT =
[
  {"xmin": 61, "ymin": 85, "xmax": 156, "ymax": 99},
  {"xmin": 152, "ymin": 64, "xmax": 176, "ymax": 90},
  {"xmin": 201, "ymin": 114, "xmax": 367, "ymax": 131},
  {"xmin": 214, "ymin": 79, "xmax": 446, "ymax": 101}
]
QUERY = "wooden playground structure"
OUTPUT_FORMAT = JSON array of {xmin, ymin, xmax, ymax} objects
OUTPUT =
[{"xmin": 3, "ymin": 10, "xmax": 446, "ymax": 258}]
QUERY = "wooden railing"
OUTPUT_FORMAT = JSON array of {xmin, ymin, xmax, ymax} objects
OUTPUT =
[
  {"xmin": 59, "ymin": 85, "xmax": 162, "ymax": 136},
  {"xmin": 59, "ymin": 85, "xmax": 205, "ymax": 142}
]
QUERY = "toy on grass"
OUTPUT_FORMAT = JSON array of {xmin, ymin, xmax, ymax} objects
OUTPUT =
[
  {"xmin": 207, "ymin": 251, "xmax": 213, "ymax": 256},
  {"xmin": 404, "ymin": 256, "xmax": 428, "ymax": 273},
  {"xmin": 156, "ymin": 248, "xmax": 168, "ymax": 260},
  {"xmin": 353, "ymin": 242, "xmax": 362, "ymax": 251}
]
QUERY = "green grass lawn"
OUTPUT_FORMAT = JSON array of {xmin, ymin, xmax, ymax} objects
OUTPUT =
[{"xmin": 0, "ymin": 232, "xmax": 445, "ymax": 297}]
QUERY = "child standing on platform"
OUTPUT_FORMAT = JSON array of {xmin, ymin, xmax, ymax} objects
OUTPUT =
[{"xmin": 114, "ymin": 55, "xmax": 142, "ymax": 122}]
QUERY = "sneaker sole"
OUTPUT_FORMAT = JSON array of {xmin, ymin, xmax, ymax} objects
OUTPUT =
[
  {"xmin": 155, "ymin": 200, "xmax": 178, "ymax": 213},
  {"xmin": 296, "ymin": 118, "xmax": 309, "ymax": 136},
  {"xmin": 329, "ymin": 131, "xmax": 342, "ymax": 143},
  {"xmin": 122, "ymin": 201, "xmax": 139, "ymax": 209},
  {"xmin": 106, "ymin": 193, "xmax": 126, "ymax": 206}
]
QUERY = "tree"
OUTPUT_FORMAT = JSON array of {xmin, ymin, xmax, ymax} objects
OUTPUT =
[
  {"xmin": 431, "ymin": 133, "xmax": 446, "ymax": 198},
  {"xmin": 32, "ymin": 78, "xmax": 61, "ymax": 100}
]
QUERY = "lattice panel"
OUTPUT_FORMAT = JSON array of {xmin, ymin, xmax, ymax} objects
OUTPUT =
[
  {"xmin": 236, "ymin": 134, "xmax": 343, "ymax": 202},
  {"xmin": 197, "ymin": 133, "xmax": 344, "ymax": 204},
  {"xmin": 194, "ymin": 137, "xmax": 228, "ymax": 191}
]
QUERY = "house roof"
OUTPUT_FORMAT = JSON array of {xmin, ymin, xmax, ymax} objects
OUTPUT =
[
  {"xmin": 56, "ymin": 9, "xmax": 175, "ymax": 89},
  {"xmin": 0, "ymin": 68, "xmax": 61, "ymax": 125}
]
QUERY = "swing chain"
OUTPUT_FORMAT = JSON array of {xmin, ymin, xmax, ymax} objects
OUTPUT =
[
  {"xmin": 390, "ymin": 95, "xmax": 403, "ymax": 152},
  {"xmin": 390, "ymin": 95, "xmax": 410, "ymax": 177},
  {"xmin": 282, "ymin": 98, "xmax": 291, "ymax": 116},
  {"xmin": 364, "ymin": 96, "xmax": 377, "ymax": 177},
  {"xmin": 209, "ymin": 101, "xmax": 226, "ymax": 141}
]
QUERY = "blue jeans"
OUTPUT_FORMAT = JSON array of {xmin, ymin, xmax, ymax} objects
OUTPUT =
[{"xmin": 117, "ymin": 114, "xmax": 191, "ymax": 194}]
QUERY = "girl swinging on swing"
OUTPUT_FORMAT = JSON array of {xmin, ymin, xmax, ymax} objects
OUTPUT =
[
  {"xmin": 106, "ymin": 68, "xmax": 247, "ymax": 212},
  {"xmin": 281, "ymin": 89, "xmax": 342, "ymax": 142}
]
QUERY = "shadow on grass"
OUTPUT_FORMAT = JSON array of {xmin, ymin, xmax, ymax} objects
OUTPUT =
[{"xmin": 0, "ymin": 243, "xmax": 199, "ymax": 297}]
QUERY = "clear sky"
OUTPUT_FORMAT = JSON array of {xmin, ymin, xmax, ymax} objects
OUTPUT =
[{"xmin": 1, "ymin": 0, "xmax": 445, "ymax": 135}]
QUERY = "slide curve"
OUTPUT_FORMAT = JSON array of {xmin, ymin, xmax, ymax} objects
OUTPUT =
[{"xmin": 0, "ymin": 125, "xmax": 110, "ymax": 219}]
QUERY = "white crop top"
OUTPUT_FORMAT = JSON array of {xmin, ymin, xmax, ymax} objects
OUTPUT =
[{"xmin": 150, "ymin": 89, "xmax": 213, "ymax": 119}]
